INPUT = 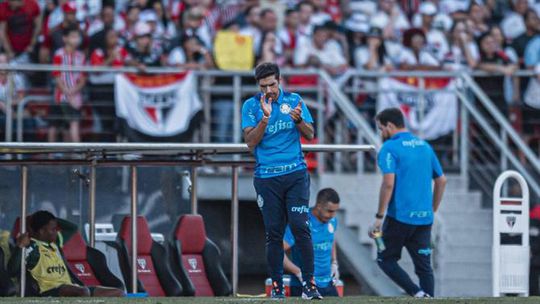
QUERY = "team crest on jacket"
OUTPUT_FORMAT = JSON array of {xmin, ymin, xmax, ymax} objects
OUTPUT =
[{"xmin": 280, "ymin": 103, "xmax": 291, "ymax": 114}]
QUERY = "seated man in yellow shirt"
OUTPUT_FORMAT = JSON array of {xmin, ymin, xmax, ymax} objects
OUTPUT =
[{"xmin": 16, "ymin": 211, "xmax": 124, "ymax": 297}]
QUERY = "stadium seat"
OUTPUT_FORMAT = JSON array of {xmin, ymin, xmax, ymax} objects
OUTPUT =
[
  {"xmin": 62, "ymin": 231, "xmax": 124, "ymax": 290},
  {"xmin": 169, "ymin": 214, "xmax": 231, "ymax": 296},
  {"xmin": 116, "ymin": 216, "xmax": 183, "ymax": 296}
]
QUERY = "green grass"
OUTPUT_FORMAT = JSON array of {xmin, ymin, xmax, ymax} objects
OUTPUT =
[{"xmin": 0, "ymin": 297, "xmax": 539, "ymax": 304}]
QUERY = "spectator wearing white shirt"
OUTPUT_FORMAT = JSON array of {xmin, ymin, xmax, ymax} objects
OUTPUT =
[
  {"xmin": 297, "ymin": 1, "xmax": 315, "ymax": 38},
  {"xmin": 278, "ymin": 8, "xmax": 300, "ymax": 66},
  {"xmin": 181, "ymin": 6, "xmax": 213, "ymax": 50},
  {"xmin": 152, "ymin": 1, "xmax": 177, "ymax": 41},
  {"xmin": 344, "ymin": 13, "xmax": 369, "ymax": 67},
  {"xmin": 417, "ymin": 2, "xmax": 449, "ymax": 62},
  {"xmin": 168, "ymin": 35, "xmax": 214, "ymax": 69},
  {"xmin": 294, "ymin": 24, "xmax": 348, "ymax": 77},
  {"xmin": 239, "ymin": 5, "xmax": 262, "ymax": 54},
  {"xmin": 398, "ymin": 28, "xmax": 441, "ymax": 70},
  {"xmin": 258, "ymin": 8, "xmax": 283, "ymax": 58},
  {"xmin": 257, "ymin": 31, "xmax": 285, "ymax": 66},
  {"xmin": 309, "ymin": 0, "xmax": 332, "ymax": 26},
  {"xmin": 354, "ymin": 27, "xmax": 394, "ymax": 71},
  {"xmin": 468, "ymin": 1, "xmax": 490, "ymax": 37},
  {"xmin": 375, "ymin": 0, "xmax": 410, "ymax": 41},
  {"xmin": 490, "ymin": 25, "xmax": 519, "ymax": 64},
  {"xmin": 443, "ymin": 20, "xmax": 479, "ymax": 71},
  {"xmin": 501, "ymin": 0, "xmax": 530, "ymax": 41}
]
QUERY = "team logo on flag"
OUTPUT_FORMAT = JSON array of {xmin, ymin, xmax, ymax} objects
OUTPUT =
[
  {"xmin": 506, "ymin": 216, "xmax": 516, "ymax": 228},
  {"xmin": 138, "ymin": 91, "xmax": 177, "ymax": 128}
]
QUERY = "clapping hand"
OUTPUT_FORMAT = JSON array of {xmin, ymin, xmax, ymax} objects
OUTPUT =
[
  {"xmin": 290, "ymin": 100, "xmax": 303, "ymax": 123},
  {"xmin": 259, "ymin": 93, "xmax": 272, "ymax": 118}
]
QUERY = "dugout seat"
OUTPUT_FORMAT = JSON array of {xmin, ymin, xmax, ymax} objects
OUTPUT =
[
  {"xmin": 62, "ymin": 231, "xmax": 124, "ymax": 290},
  {"xmin": 116, "ymin": 216, "xmax": 183, "ymax": 296},
  {"xmin": 169, "ymin": 214, "xmax": 231, "ymax": 296}
]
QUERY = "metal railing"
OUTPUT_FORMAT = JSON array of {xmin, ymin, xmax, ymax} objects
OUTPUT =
[
  {"xmin": 2, "ymin": 64, "xmax": 540, "ymax": 200},
  {"xmin": 338, "ymin": 69, "xmax": 540, "ymax": 203},
  {"xmin": 0, "ymin": 142, "xmax": 375, "ymax": 297}
]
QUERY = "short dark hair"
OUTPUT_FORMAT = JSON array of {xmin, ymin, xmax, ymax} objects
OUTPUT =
[
  {"xmin": 375, "ymin": 108, "xmax": 405, "ymax": 128},
  {"xmin": 30, "ymin": 210, "xmax": 56, "ymax": 233},
  {"xmin": 62, "ymin": 25, "xmax": 80, "ymax": 37},
  {"xmin": 316, "ymin": 188, "xmax": 340, "ymax": 206},
  {"xmin": 285, "ymin": 8, "xmax": 297, "ymax": 16},
  {"xmin": 260, "ymin": 8, "xmax": 275, "ymax": 18},
  {"xmin": 254, "ymin": 62, "xmax": 280, "ymax": 81}
]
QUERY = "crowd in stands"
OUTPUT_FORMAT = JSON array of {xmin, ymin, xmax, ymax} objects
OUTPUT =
[{"xmin": 0, "ymin": 0, "xmax": 540, "ymax": 143}]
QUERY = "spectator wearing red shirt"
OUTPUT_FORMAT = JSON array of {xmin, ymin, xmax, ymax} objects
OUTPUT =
[
  {"xmin": 0, "ymin": 0, "xmax": 41, "ymax": 60},
  {"xmin": 49, "ymin": 25, "xmax": 87, "ymax": 143},
  {"xmin": 89, "ymin": 27, "xmax": 126, "ymax": 138}
]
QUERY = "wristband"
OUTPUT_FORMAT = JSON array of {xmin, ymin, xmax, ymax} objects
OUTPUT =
[
  {"xmin": 375, "ymin": 213, "xmax": 384, "ymax": 219},
  {"xmin": 294, "ymin": 117, "xmax": 303, "ymax": 124}
]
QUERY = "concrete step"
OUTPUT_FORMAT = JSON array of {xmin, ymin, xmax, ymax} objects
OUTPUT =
[
  {"xmin": 439, "ymin": 261, "xmax": 491, "ymax": 280},
  {"xmin": 438, "ymin": 278, "xmax": 492, "ymax": 297},
  {"xmin": 443, "ymin": 226, "xmax": 493, "ymax": 246},
  {"xmin": 438, "ymin": 192, "xmax": 483, "ymax": 210},
  {"xmin": 437, "ymin": 244, "xmax": 491, "ymax": 263},
  {"xmin": 438, "ymin": 211, "xmax": 492, "ymax": 229}
]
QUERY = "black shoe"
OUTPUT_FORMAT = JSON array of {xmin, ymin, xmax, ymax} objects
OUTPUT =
[
  {"xmin": 271, "ymin": 281, "xmax": 285, "ymax": 299},
  {"xmin": 301, "ymin": 280, "xmax": 323, "ymax": 300}
]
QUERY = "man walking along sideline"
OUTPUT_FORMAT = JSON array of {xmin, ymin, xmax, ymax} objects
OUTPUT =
[
  {"xmin": 370, "ymin": 108, "xmax": 447, "ymax": 298},
  {"xmin": 241, "ymin": 62, "xmax": 322, "ymax": 300}
]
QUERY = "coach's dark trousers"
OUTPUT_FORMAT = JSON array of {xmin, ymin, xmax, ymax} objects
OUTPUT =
[
  {"xmin": 254, "ymin": 169, "xmax": 314, "ymax": 284},
  {"xmin": 377, "ymin": 216, "xmax": 434, "ymax": 297}
]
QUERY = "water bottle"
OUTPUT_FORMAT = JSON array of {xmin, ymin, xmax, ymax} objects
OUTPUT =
[{"xmin": 372, "ymin": 229, "xmax": 386, "ymax": 252}]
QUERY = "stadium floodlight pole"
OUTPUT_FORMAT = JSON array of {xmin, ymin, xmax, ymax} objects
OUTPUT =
[
  {"xmin": 130, "ymin": 165, "xmax": 138, "ymax": 294},
  {"xmin": 19, "ymin": 165, "xmax": 28, "ymax": 297},
  {"xmin": 89, "ymin": 162, "xmax": 96, "ymax": 247},
  {"xmin": 231, "ymin": 165, "xmax": 239, "ymax": 296}
]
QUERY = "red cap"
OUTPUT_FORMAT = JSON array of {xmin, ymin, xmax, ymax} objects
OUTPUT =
[{"xmin": 62, "ymin": 2, "xmax": 77, "ymax": 14}]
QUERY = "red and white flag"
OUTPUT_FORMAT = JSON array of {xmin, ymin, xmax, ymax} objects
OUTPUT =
[
  {"xmin": 115, "ymin": 72, "xmax": 202, "ymax": 137},
  {"xmin": 377, "ymin": 77, "xmax": 457, "ymax": 140}
]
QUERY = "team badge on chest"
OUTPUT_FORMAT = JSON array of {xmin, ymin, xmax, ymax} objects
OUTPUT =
[{"xmin": 280, "ymin": 103, "xmax": 292, "ymax": 114}]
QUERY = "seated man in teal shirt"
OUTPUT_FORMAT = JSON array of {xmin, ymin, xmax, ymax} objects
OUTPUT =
[{"xmin": 283, "ymin": 188, "xmax": 341, "ymax": 297}]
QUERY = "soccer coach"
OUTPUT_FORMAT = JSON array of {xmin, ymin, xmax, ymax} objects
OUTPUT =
[
  {"xmin": 241, "ymin": 62, "xmax": 322, "ymax": 300},
  {"xmin": 370, "ymin": 108, "xmax": 447, "ymax": 298}
]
